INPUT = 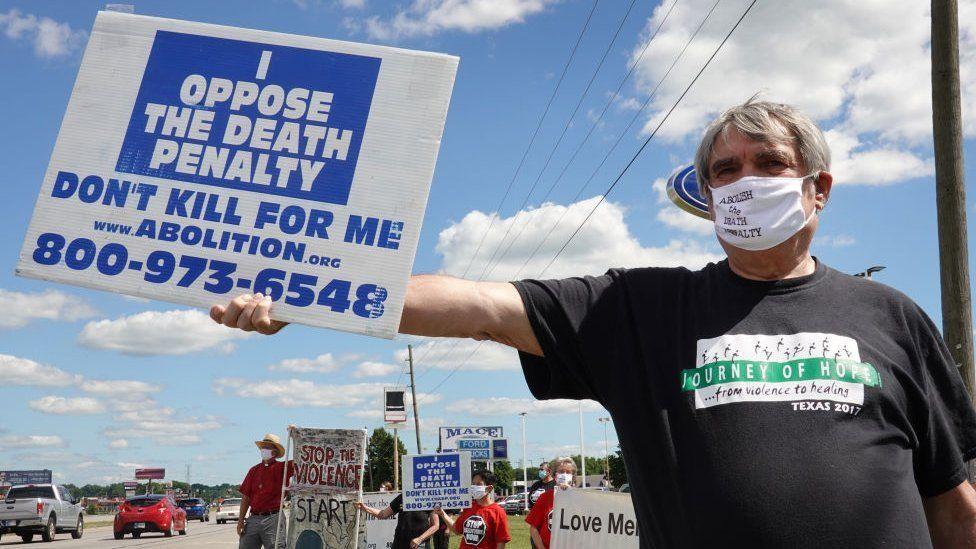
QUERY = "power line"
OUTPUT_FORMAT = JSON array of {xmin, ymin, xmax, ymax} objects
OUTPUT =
[
  {"xmin": 540, "ymin": 0, "xmax": 757, "ymax": 277},
  {"xmin": 476, "ymin": 0, "xmax": 641, "ymax": 281},
  {"xmin": 485, "ymin": 0, "xmax": 681, "ymax": 280},
  {"xmin": 413, "ymin": 0, "xmax": 602, "ymax": 370},
  {"xmin": 418, "ymin": 0, "xmax": 758, "ymax": 401}
]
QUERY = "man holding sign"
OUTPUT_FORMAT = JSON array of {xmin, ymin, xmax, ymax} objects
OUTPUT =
[
  {"xmin": 214, "ymin": 99, "xmax": 976, "ymax": 547},
  {"xmin": 238, "ymin": 433, "xmax": 293, "ymax": 549}
]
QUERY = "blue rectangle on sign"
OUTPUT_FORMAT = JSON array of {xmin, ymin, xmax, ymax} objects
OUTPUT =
[
  {"xmin": 469, "ymin": 449, "xmax": 490, "ymax": 460},
  {"xmin": 410, "ymin": 454, "xmax": 462, "ymax": 490},
  {"xmin": 492, "ymin": 439, "xmax": 508, "ymax": 460},
  {"xmin": 116, "ymin": 31, "xmax": 381, "ymax": 205},
  {"xmin": 458, "ymin": 439, "xmax": 489, "ymax": 450}
]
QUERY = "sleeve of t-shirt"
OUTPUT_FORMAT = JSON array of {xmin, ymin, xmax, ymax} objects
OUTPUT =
[
  {"xmin": 389, "ymin": 494, "xmax": 402, "ymax": 514},
  {"xmin": 493, "ymin": 506, "xmax": 511, "ymax": 542},
  {"xmin": 512, "ymin": 272, "xmax": 621, "ymax": 402},
  {"xmin": 524, "ymin": 491, "xmax": 550, "ymax": 529},
  {"xmin": 239, "ymin": 468, "xmax": 254, "ymax": 499},
  {"xmin": 909, "ymin": 305, "xmax": 976, "ymax": 497}
]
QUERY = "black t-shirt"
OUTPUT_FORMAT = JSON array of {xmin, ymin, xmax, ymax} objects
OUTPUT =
[
  {"xmin": 527, "ymin": 478, "xmax": 554, "ymax": 508},
  {"xmin": 390, "ymin": 494, "xmax": 432, "ymax": 549},
  {"xmin": 514, "ymin": 259, "xmax": 976, "ymax": 548}
]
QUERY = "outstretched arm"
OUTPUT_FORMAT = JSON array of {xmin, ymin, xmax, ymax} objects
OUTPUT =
[
  {"xmin": 924, "ymin": 480, "xmax": 976, "ymax": 548},
  {"xmin": 210, "ymin": 275, "xmax": 542, "ymax": 356}
]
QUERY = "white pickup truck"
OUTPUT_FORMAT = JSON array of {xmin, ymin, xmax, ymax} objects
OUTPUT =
[{"xmin": 0, "ymin": 484, "xmax": 85, "ymax": 543}]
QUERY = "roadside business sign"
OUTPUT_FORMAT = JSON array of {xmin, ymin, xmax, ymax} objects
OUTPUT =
[
  {"xmin": 383, "ymin": 387, "xmax": 407, "ymax": 424},
  {"xmin": 287, "ymin": 427, "xmax": 366, "ymax": 549},
  {"xmin": 491, "ymin": 438, "xmax": 508, "ymax": 460},
  {"xmin": 438, "ymin": 426, "xmax": 503, "ymax": 452},
  {"xmin": 665, "ymin": 165, "xmax": 709, "ymax": 220},
  {"xmin": 16, "ymin": 11, "xmax": 459, "ymax": 339},
  {"xmin": 134, "ymin": 468, "xmax": 165, "ymax": 480},
  {"xmin": 457, "ymin": 438, "xmax": 490, "ymax": 460},
  {"xmin": 0, "ymin": 470, "xmax": 53, "ymax": 485},
  {"xmin": 401, "ymin": 452, "xmax": 471, "ymax": 511},
  {"xmin": 548, "ymin": 489, "xmax": 639, "ymax": 549}
]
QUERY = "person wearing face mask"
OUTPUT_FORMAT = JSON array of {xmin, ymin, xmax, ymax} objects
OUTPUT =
[
  {"xmin": 526, "ymin": 462, "xmax": 554, "ymax": 510},
  {"xmin": 212, "ymin": 98, "xmax": 976, "ymax": 547},
  {"xmin": 436, "ymin": 470, "xmax": 509, "ymax": 549},
  {"xmin": 237, "ymin": 433, "xmax": 294, "ymax": 549},
  {"xmin": 525, "ymin": 457, "xmax": 577, "ymax": 549}
]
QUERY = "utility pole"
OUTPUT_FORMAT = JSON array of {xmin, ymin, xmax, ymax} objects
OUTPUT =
[
  {"xmin": 932, "ymin": 0, "xmax": 975, "ymax": 399},
  {"xmin": 393, "ymin": 426, "xmax": 400, "ymax": 491},
  {"xmin": 407, "ymin": 345, "xmax": 422, "ymax": 454},
  {"xmin": 598, "ymin": 417, "xmax": 611, "ymax": 484},
  {"xmin": 578, "ymin": 403, "xmax": 586, "ymax": 488},
  {"xmin": 519, "ymin": 412, "xmax": 528, "ymax": 512}
]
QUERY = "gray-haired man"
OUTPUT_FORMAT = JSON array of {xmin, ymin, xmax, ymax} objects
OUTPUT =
[{"xmin": 212, "ymin": 99, "xmax": 976, "ymax": 548}]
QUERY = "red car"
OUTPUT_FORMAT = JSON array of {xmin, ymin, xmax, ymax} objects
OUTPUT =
[{"xmin": 114, "ymin": 495, "xmax": 187, "ymax": 539}]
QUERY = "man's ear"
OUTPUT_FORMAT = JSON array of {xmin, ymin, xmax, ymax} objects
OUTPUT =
[{"xmin": 814, "ymin": 171, "xmax": 833, "ymax": 211}]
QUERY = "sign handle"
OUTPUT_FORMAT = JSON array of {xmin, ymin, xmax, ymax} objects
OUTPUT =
[{"xmin": 274, "ymin": 427, "xmax": 294, "ymax": 549}]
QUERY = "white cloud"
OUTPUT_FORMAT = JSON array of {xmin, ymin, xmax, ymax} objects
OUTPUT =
[
  {"xmin": 0, "ymin": 354, "xmax": 82, "ymax": 387},
  {"xmin": 116, "ymin": 461, "xmax": 145, "ymax": 469},
  {"xmin": 445, "ymin": 397, "xmax": 603, "ymax": 416},
  {"xmin": 108, "ymin": 439, "xmax": 128, "ymax": 449},
  {"xmin": 436, "ymin": 196, "xmax": 721, "ymax": 281},
  {"xmin": 398, "ymin": 339, "xmax": 519, "ymax": 372},
  {"xmin": 814, "ymin": 234, "xmax": 856, "ymax": 248},
  {"xmin": 0, "ymin": 435, "xmax": 65, "ymax": 448},
  {"xmin": 214, "ymin": 378, "xmax": 441, "ymax": 408},
  {"xmin": 104, "ymin": 410, "xmax": 220, "ymax": 447},
  {"xmin": 365, "ymin": 0, "xmax": 554, "ymax": 40},
  {"xmin": 78, "ymin": 309, "xmax": 252, "ymax": 356},
  {"xmin": 29, "ymin": 396, "xmax": 105, "ymax": 415},
  {"xmin": 630, "ymin": 0, "xmax": 976, "ymax": 186},
  {"xmin": 650, "ymin": 177, "xmax": 714, "ymax": 235},
  {"xmin": 0, "ymin": 9, "xmax": 87, "ymax": 57},
  {"xmin": 0, "ymin": 289, "xmax": 96, "ymax": 329},
  {"xmin": 352, "ymin": 361, "xmax": 401, "ymax": 378},
  {"xmin": 269, "ymin": 353, "xmax": 340, "ymax": 373},
  {"xmin": 341, "ymin": 0, "xmax": 366, "ymax": 7},
  {"xmin": 81, "ymin": 380, "xmax": 161, "ymax": 398}
]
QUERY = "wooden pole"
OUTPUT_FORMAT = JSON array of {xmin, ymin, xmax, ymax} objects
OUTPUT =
[
  {"xmin": 393, "ymin": 427, "xmax": 399, "ymax": 491},
  {"xmin": 932, "ymin": 0, "xmax": 974, "ymax": 480},
  {"xmin": 408, "ymin": 345, "xmax": 423, "ymax": 454},
  {"xmin": 932, "ymin": 0, "xmax": 974, "ymax": 393}
]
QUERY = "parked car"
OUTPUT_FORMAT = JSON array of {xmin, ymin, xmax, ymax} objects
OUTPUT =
[
  {"xmin": 215, "ymin": 497, "xmax": 242, "ymax": 524},
  {"xmin": 0, "ymin": 484, "xmax": 85, "ymax": 543},
  {"xmin": 501, "ymin": 494, "xmax": 528, "ymax": 515},
  {"xmin": 177, "ymin": 498, "xmax": 210, "ymax": 522},
  {"xmin": 618, "ymin": 483, "xmax": 630, "ymax": 493},
  {"xmin": 114, "ymin": 495, "xmax": 187, "ymax": 539}
]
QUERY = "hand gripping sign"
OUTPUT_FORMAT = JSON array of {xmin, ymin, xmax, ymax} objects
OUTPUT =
[
  {"xmin": 17, "ymin": 11, "xmax": 458, "ymax": 338},
  {"xmin": 285, "ymin": 427, "xmax": 367, "ymax": 549}
]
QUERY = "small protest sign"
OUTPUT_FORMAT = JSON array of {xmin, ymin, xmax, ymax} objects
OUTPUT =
[
  {"xmin": 359, "ymin": 491, "xmax": 398, "ymax": 549},
  {"xmin": 548, "ymin": 489, "xmax": 639, "ymax": 549},
  {"xmin": 401, "ymin": 452, "xmax": 471, "ymax": 511},
  {"xmin": 287, "ymin": 427, "xmax": 366, "ymax": 549},
  {"xmin": 17, "ymin": 11, "xmax": 458, "ymax": 338}
]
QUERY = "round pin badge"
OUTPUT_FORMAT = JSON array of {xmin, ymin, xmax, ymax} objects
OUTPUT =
[{"xmin": 666, "ymin": 165, "xmax": 709, "ymax": 219}]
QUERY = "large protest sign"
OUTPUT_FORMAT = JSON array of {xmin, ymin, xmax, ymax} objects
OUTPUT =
[
  {"xmin": 16, "ymin": 11, "xmax": 458, "ymax": 338},
  {"xmin": 401, "ymin": 452, "xmax": 471, "ymax": 511},
  {"xmin": 358, "ymin": 492, "xmax": 397, "ymax": 549},
  {"xmin": 287, "ymin": 427, "xmax": 366, "ymax": 549},
  {"xmin": 549, "ymin": 489, "xmax": 639, "ymax": 549}
]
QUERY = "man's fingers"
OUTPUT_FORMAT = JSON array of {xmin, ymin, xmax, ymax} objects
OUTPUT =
[
  {"xmin": 253, "ymin": 296, "xmax": 286, "ymax": 335},
  {"xmin": 209, "ymin": 304, "xmax": 226, "ymax": 323},
  {"xmin": 237, "ymin": 293, "xmax": 264, "ymax": 331},
  {"xmin": 222, "ymin": 294, "xmax": 251, "ymax": 328}
]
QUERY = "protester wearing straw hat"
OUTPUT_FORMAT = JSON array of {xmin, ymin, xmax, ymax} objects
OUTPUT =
[
  {"xmin": 238, "ymin": 433, "xmax": 293, "ymax": 549},
  {"xmin": 212, "ymin": 99, "xmax": 976, "ymax": 547}
]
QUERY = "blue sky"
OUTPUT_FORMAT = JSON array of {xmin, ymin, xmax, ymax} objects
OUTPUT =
[{"xmin": 0, "ymin": 0, "xmax": 974, "ymax": 486}]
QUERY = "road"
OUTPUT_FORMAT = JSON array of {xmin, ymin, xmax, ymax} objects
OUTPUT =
[{"xmin": 0, "ymin": 521, "xmax": 240, "ymax": 548}]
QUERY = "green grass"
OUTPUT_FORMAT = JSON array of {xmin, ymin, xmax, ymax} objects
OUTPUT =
[{"xmin": 449, "ymin": 514, "xmax": 531, "ymax": 549}]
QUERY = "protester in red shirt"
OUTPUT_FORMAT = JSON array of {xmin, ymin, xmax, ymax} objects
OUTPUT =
[
  {"xmin": 238, "ymin": 433, "xmax": 294, "ymax": 549},
  {"xmin": 525, "ymin": 457, "xmax": 577, "ymax": 549},
  {"xmin": 436, "ymin": 470, "xmax": 509, "ymax": 549}
]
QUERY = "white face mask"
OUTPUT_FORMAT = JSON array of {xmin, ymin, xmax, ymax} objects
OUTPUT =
[
  {"xmin": 556, "ymin": 473, "xmax": 574, "ymax": 486},
  {"xmin": 469, "ymin": 485, "xmax": 488, "ymax": 500},
  {"xmin": 709, "ymin": 175, "xmax": 815, "ymax": 251},
  {"xmin": 260, "ymin": 448, "xmax": 274, "ymax": 461}
]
